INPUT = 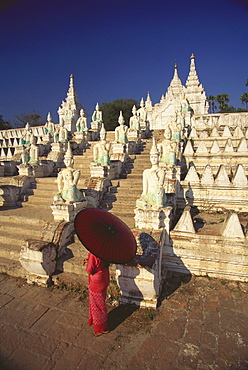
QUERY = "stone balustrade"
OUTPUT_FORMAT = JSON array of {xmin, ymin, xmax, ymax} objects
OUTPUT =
[{"xmin": 166, "ymin": 207, "xmax": 248, "ymax": 282}]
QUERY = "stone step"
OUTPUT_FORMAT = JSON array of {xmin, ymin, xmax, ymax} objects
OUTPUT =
[
  {"xmin": 0, "ymin": 253, "xmax": 88, "ymax": 282},
  {"xmin": 32, "ymin": 189, "xmax": 56, "ymax": 198},
  {"xmin": 21, "ymin": 198, "xmax": 54, "ymax": 208},
  {"xmin": 111, "ymin": 179, "xmax": 142, "ymax": 189},
  {"xmin": 0, "ymin": 135, "xmax": 153, "ymax": 281},
  {"xmin": 0, "ymin": 220, "xmax": 42, "ymax": 235},
  {"xmin": 0, "ymin": 256, "xmax": 27, "ymax": 278},
  {"xmin": 108, "ymin": 203, "xmax": 137, "ymax": 212},
  {"xmin": 0, "ymin": 241, "xmax": 23, "ymax": 259},
  {"xmin": 74, "ymin": 158, "xmax": 93, "ymax": 164},
  {"xmin": 25, "ymin": 194, "xmax": 55, "ymax": 204},
  {"xmin": 31, "ymin": 185, "xmax": 55, "ymax": 193},
  {"xmin": 108, "ymin": 211, "xmax": 135, "ymax": 229},
  {"xmin": 0, "ymin": 212, "xmax": 48, "ymax": 225},
  {"xmin": 104, "ymin": 189, "xmax": 141, "ymax": 200}
]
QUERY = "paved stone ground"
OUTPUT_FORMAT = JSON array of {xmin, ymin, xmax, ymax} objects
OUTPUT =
[{"xmin": 0, "ymin": 273, "xmax": 247, "ymax": 370}]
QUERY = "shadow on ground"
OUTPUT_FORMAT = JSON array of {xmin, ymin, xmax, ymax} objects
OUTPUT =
[
  {"xmin": 157, "ymin": 272, "xmax": 192, "ymax": 307},
  {"xmin": 108, "ymin": 304, "xmax": 139, "ymax": 331}
]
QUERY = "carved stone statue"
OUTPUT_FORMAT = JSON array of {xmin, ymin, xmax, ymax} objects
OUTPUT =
[
  {"xmin": 58, "ymin": 121, "xmax": 68, "ymax": 143},
  {"xmin": 158, "ymin": 126, "xmax": 172, "ymax": 164},
  {"xmin": 21, "ymin": 147, "xmax": 29, "ymax": 165},
  {"xmin": 129, "ymin": 105, "xmax": 140, "ymax": 131},
  {"xmin": 28, "ymin": 135, "xmax": 39, "ymax": 165},
  {"xmin": 20, "ymin": 122, "xmax": 32, "ymax": 146},
  {"xmin": 170, "ymin": 116, "xmax": 182, "ymax": 142},
  {"xmin": 21, "ymin": 134, "xmax": 39, "ymax": 166},
  {"xmin": 93, "ymin": 125, "xmax": 111, "ymax": 165},
  {"xmin": 91, "ymin": 103, "xmax": 103, "ymax": 124},
  {"xmin": 53, "ymin": 145, "xmax": 83, "ymax": 203},
  {"xmin": 137, "ymin": 98, "xmax": 147, "ymax": 124},
  {"xmin": 115, "ymin": 111, "xmax": 128, "ymax": 143},
  {"xmin": 158, "ymin": 125, "xmax": 176, "ymax": 165},
  {"xmin": 76, "ymin": 109, "xmax": 88, "ymax": 132},
  {"xmin": 136, "ymin": 138, "xmax": 166, "ymax": 208},
  {"xmin": 53, "ymin": 125, "xmax": 60, "ymax": 143},
  {"xmin": 44, "ymin": 113, "xmax": 55, "ymax": 135}
]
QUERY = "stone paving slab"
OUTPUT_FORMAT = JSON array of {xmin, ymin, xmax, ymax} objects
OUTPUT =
[{"xmin": 0, "ymin": 273, "xmax": 247, "ymax": 369}]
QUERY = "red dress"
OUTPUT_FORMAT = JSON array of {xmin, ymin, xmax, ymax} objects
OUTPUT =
[{"xmin": 86, "ymin": 253, "xmax": 110, "ymax": 333}]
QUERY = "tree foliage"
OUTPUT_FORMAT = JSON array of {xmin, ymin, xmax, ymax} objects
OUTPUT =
[
  {"xmin": 207, "ymin": 95, "xmax": 217, "ymax": 113},
  {"xmin": 13, "ymin": 111, "xmax": 46, "ymax": 128},
  {"xmin": 0, "ymin": 115, "xmax": 12, "ymax": 130},
  {"xmin": 215, "ymin": 94, "xmax": 230, "ymax": 111},
  {"xmin": 240, "ymin": 93, "xmax": 248, "ymax": 110},
  {"xmin": 100, "ymin": 98, "xmax": 139, "ymax": 131}
]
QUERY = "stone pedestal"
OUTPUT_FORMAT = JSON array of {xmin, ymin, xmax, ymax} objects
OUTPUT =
[
  {"xmin": 32, "ymin": 165, "xmax": 45, "ymax": 178},
  {"xmin": 90, "ymin": 163, "xmax": 115, "ymax": 180},
  {"xmin": 134, "ymin": 206, "xmax": 173, "ymax": 231},
  {"xmin": 42, "ymin": 134, "xmax": 53, "ymax": 143},
  {"xmin": 47, "ymin": 142, "xmax": 65, "ymax": 166},
  {"xmin": 2, "ymin": 161, "xmax": 17, "ymax": 176},
  {"xmin": 51, "ymin": 142, "xmax": 64, "ymax": 152},
  {"xmin": 20, "ymin": 239, "xmax": 57, "ymax": 278},
  {"xmin": 73, "ymin": 131, "xmax": 89, "ymax": 150},
  {"xmin": 18, "ymin": 162, "xmax": 54, "ymax": 178},
  {"xmin": 116, "ymin": 263, "xmax": 158, "ymax": 308},
  {"xmin": 51, "ymin": 201, "xmax": 87, "ymax": 222},
  {"xmin": 116, "ymin": 230, "xmax": 162, "ymax": 308},
  {"xmin": 19, "ymin": 221, "xmax": 75, "ymax": 285},
  {"xmin": 17, "ymin": 164, "xmax": 33, "ymax": 176},
  {"xmin": 0, "ymin": 185, "xmax": 20, "ymax": 206},
  {"xmin": 112, "ymin": 142, "xmax": 127, "ymax": 154}
]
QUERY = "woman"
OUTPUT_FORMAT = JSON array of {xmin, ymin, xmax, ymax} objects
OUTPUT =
[{"xmin": 84, "ymin": 252, "xmax": 110, "ymax": 337}]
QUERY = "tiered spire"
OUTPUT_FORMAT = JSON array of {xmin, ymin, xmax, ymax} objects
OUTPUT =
[
  {"xmin": 185, "ymin": 54, "xmax": 208, "ymax": 114},
  {"xmin": 57, "ymin": 74, "xmax": 82, "ymax": 132},
  {"xmin": 166, "ymin": 63, "xmax": 184, "ymax": 96},
  {"xmin": 145, "ymin": 92, "xmax": 152, "ymax": 108},
  {"xmin": 185, "ymin": 54, "xmax": 203, "ymax": 93},
  {"xmin": 65, "ymin": 74, "xmax": 80, "ymax": 104}
]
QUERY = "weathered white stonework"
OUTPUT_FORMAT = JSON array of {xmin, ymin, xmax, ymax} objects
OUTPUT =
[
  {"xmin": 116, "ymin": 230, "xmax": 164, "ymax": 308},
  {"xmin": 51, "ymin": 201, "xmax": 86, "ymax": 222},
  {"xmin": 167, "ymin": 208, "xmax": 248, "ymax": 281},
  {"xmin": 180, "ymin": 164, "xmax": 248, "ymax": 212}
]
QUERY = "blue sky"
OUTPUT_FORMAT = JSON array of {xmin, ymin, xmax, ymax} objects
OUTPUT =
[{"xmin": 0, "ymin": 0, "xmax": 247, "ymax": 123}]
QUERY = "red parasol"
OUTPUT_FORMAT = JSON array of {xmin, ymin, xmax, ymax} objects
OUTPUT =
[{"xmin": 74, "ymin": 208, "xmax": 137, "ymax": 264}]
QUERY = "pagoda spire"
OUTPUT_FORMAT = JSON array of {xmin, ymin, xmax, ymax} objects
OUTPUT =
[
  {"xmin": 57, "ymin": 74, "xmax": 83, "ymax": 132},
  {"xmin": 66, "ymin": 74, "xmax": 79, "ymax": 104},
  {"xmin": 185, "ymin": 54, "xmax": 201, "ymax": 91},
  {"xmin": 164, "ymin": 62, "xmax": 184, "ymax": 100},
  {"xmin": 145, "ymin": 91, "xmax": 152, "ymax": 108},
  {"xmin": 185, "ymin": 54, "xmax": 208, "ymax": 114},
  {"xmin": 170, "ymin": 62, "xmax": 183, "ymax": 89}
]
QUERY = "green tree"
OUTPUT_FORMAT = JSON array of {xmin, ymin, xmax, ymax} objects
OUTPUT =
[
  {"xmin": 13, "ymin": 111, "xmax": 46, "ymax": 128},
  {"xmin": 207, "ymin": 95, "xmax": 217, "ymax": 113},
  {"xmin": 216, "ymin": 94, "xmax": 230, "ymax": 111},
  {"xmin": 100, "ymin": 98, "xmax": 139, "ymax": 131},
  {"xmin": 240, "ymin": 93, "xmax": 248, "ymax": 110},
  {"xmin": 0, "ymin": 115, "xmax": 12, "ymax": 130}
]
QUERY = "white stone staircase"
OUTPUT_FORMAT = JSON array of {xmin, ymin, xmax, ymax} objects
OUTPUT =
[{"xmin": 0, "ymin": 135, "xmax": 153, "ymax": 280}]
